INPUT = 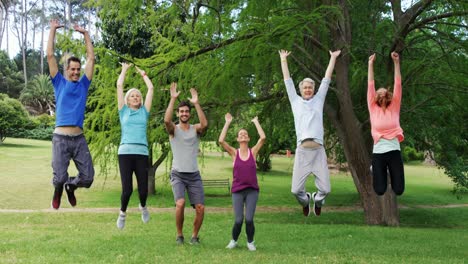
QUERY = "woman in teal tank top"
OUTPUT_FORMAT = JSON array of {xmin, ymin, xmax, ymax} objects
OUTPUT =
[{"xmin": 115, "ymin": 62, "xmax": 155, "ymax": 230}]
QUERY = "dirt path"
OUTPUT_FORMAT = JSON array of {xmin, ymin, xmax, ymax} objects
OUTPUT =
[{"xmin": 1, "ymin": 204, "xmax": 467, "ymax": 214}]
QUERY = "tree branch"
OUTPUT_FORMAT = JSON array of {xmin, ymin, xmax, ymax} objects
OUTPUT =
[
  {"xmin": 151, "ymin": 32, "xmax": 259, "ymax": 72},
  {"xmin": 408, "ymin": 11, "xmax": 468, "ymax": 32}
]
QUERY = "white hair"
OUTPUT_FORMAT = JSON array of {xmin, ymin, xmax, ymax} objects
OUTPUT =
[
  {"xmin": 124, "ymin": 88, "xmax": 143, "ymax": 107},
  {"xmin": 299, "ymin": 78, "xmax": 315, "ymax": 91}
]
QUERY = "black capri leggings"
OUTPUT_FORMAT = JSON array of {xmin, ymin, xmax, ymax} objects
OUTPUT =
[
  {"xmin": 372, "ymin": 150, "xmax": 405, "ymax": 196},
  {"xmin": 118, "ymin": 154, "xmax": 149, "ymax": 212}
]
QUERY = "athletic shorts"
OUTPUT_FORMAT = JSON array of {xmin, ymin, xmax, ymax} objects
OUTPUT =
[{"xmin": 170, "ymin": 169, "xmax": 205, "ymax": 207}]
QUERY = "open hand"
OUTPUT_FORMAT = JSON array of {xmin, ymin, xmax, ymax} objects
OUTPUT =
[
  {"xmin": 170, "ymin": 82, "xmax": 180, "ymax": 98},
  {"xmin": 73, "ymin": 24, "xmax": 87, "ymax": 34},
  {"xmin": 50, "ymin": 19, "xmax": 64, "ymax": 30},
  {"xmin": 278, "ymin": 50, "xmax": 291, "ymax": 60},
  {"xmin": 189, "ymin": 88, "xmax": 199, "ymax": 104}
]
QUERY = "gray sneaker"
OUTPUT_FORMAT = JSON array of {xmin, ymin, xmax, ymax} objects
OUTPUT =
[
  {"xmin": 176, "ymin": 236, "xmax": 184, "ymax": 245},
  {"xmin": 116, "ymin": 211, "xmax": 126, "ymax": 230},
  {"xmin": 190, "ymin": 236, "xmax": 200, "ymax": 245},
  {"xmin": 139, "ymin": 204, "xmax": 150, "ymax": 223}
]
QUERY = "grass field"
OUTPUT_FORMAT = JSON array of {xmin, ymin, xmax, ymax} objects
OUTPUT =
[{"xmin": 0, "ymin": 138, "xmax": 467, "ymax": 263}]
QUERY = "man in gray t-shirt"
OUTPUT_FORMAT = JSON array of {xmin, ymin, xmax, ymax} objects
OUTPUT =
[{"xmin": 164, "ymin": 82, "xmax": 208, "ymax": 245}]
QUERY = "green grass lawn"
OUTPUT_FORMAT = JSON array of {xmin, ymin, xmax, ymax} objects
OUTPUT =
[{"xmin": 0, "ymin": 138, "xmax": 467, "ymax": 263}]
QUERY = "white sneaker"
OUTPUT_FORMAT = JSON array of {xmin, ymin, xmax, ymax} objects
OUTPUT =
[
  {"xmin": 247, "ymin": 241, "xmax": 256, "ymax": 251},
  {"xmin": 139, "ymin": 204, "xmax": 150, "ymax": 223},
  {"xmin": 116, "ymin": 211, "xmax": 126, "ymax": 230},
  {"xmin": 226, "ymin": 240, "xmax": 237, "ymax": 249}
]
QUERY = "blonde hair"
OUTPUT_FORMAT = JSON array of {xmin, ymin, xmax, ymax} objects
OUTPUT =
[
  {"xmin": 124, "ymin": 88, "xmax": 143, "ymax": 107},
  {"xmin": 299, "ymin": 78, "xmax": 315, "ymax": 92}
]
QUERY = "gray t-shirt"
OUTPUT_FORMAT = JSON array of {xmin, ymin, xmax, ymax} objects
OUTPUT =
[{"xmin": 170, "ymin": 124, "xmax": 199, "ymax": 172}]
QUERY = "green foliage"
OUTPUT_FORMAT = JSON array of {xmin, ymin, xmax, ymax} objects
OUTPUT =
[
  {"xmin": 98, "ymin": 0, "xmax": 156, "ymax": 58},
  {"xmin": 0, "ymin": 93, "xmax": 31, "ymax": 142},
  {"xmin": 20, "ymin": 74, "xmax": 55, "ymax": 115},
  {"xmin": 402, "ymin": 146, "xmax": 424, "ymax": 162},
  {"xmin": 12, "ymin": 114, "xmax": 56, "ymax": 141},
  {"xmin": 13, "ymin": 49, "xmax": 49, "ymax": 81},
  {"xmin": 90, "ymin": 0, "xmax": 468, "ymax": 194},
  {"xmin": 0, "ymin": 50, "xmax": 24, "ymax": 98}
]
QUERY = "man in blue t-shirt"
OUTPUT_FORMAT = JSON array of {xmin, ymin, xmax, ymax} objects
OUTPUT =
[{"xmin": 47, "ymin": 19, "xmax": 95, "ymax": 210}]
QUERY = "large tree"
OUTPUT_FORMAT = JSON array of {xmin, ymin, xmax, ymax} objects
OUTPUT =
[{"xmin": 90, "ymin": 0, "xmax": 467, "ymax": 225}]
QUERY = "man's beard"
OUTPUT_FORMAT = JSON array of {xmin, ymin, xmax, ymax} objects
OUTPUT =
[{"xmin": 180, "ymin": 117, "xmax": 189, "ymax": 124}]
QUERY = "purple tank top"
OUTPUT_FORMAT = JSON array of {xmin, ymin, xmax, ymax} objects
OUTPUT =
[{"xmin": 232, "ymin": 148, "xmax": 259, "ymax": 193}]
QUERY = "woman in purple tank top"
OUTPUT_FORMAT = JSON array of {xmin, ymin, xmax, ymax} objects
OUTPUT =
[{"xmin": 218, "ymin": 113, "xmax": 266, "ymax": 251}]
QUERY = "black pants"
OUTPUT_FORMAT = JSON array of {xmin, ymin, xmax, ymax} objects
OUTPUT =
[
  {"xmin": 118, "ymin": 154, "xmax": 149, "ymax": 212},
  {"xmin": 372, "ymin": 150, "xmax": 405, "ymax": 196}
]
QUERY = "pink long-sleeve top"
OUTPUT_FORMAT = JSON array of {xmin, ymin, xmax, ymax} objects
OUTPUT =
[{"xmin": 367, "ymin": 76, "xmax": 404, "ymax": 145}]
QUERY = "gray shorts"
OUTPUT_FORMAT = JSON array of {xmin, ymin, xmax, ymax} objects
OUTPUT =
[{"xmin": 170, "ymin": 170, "xmax": 205, "ymax": 207}]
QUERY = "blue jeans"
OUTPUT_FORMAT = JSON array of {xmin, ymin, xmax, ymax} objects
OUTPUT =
[{"xmin": 52, "ymin": 133, "xmax": 94, "ymax": 188}]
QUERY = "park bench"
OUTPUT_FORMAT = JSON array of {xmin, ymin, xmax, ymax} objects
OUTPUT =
[{"xmin": 203, "ymin": 178, "xmax": 231, "ymax": 194}]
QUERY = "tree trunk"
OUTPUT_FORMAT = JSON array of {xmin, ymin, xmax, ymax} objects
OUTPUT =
[
  {"xmin": 21, "ymin": 0, "xmax": 27, "ymax": 85},
  {"xmin": 40, "ymin": 0, "xmax": 44, "ymax": 74},
  {"xmin": 147, "ymin": 144, "xmax": 170, "ymax": 195},
  {"xmin": 326, "ymin": 0, "xmax": 399, "ymax": 226}
]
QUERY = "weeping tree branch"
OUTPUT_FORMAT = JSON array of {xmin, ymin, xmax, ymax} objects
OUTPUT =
[{"xmin": 151, "ymin": 32, "xmax": 259, "ymax": 73}]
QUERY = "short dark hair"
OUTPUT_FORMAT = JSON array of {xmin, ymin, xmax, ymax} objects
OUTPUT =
[
  {"xmin": 177, "ymin": 101, "xmax": 192, "ymax": 111},
  {"xmin": 67, "ymin": 56, "xmax": 81, "ymax": 68}
]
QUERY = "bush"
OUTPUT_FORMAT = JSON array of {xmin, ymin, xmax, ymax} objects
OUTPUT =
[
  {"xmin": 0, "ymin": 93, "xmax": 31, "ymax": 142},
  {"xmin": 12, "ymin": 114, "xmax": 55, "ymax": 141},
  {"xmin": 402, "ymin": 146, "xmax": 424, "ymax": 162},
  {"xmin": 14, "ymin": 127, "xmax": 54, "ymax": 141}
]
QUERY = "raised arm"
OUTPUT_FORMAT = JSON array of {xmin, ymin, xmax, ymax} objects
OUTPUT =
[
  {"xmin": 251, "ymin": 116, "xmax": 266, "ymax": 157},
  {"xmin": 117, "ymin": 62, "xmax": 132, "ymax": 110},
  {"xmin": 135, "ymin": 66, "xmax": 154, "ymax": 112},
  {"xmin": 218, "ymin": 113, "xmax": 236, "ymax": 158},
  {"xmin": 391, "ymin": 52, "xmax": 402, "ymax": 105},
  {"xmin": 278, "ymin": 50, "xmax": 291, "ymax": 80},
  {"xmin": 189, "ymin": 88, "xmax": 208, "ymax": 135},
  {"xmin": 324, "ymin": 50, "xmax": 341, "ymax": 79},
  {"xmin": 367, "ymin": 53, "xmax": 376, "ymax": 107},
  {"xmin": 73, "ymin": 24, "xmax": 95, "ymax": 80},
  {"xmin": 164, "ymin": 82, "xmax": 179, "ymax": 136},
  {"xmin": 47, "ymin": 19, "xmax": 63, "ymax": 78},
  {"xmin": 368, "ymin": 53, "xmax": 375, "ymax": 82}
]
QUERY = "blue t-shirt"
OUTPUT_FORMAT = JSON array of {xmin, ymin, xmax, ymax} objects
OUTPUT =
[
  {"xmin": 51, "ymin": 73, "xmax": 91, "ymax": 129},
  {"xmin": 118, "ymin": 105, "xmax": 149, "ymax": 155}
]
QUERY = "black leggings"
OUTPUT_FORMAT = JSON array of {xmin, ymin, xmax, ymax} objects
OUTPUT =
[
  {"xmin": 118, "ymin": 154, "xmax": 149, "ymax": 212},
  {"xmin": 372, "ymin": 150, "xmax": 405, "ymax": 196}
]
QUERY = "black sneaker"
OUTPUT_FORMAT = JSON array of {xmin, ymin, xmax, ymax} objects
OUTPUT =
[
  {"xmin": 64, "ymin": 183, "xmax": 77, "ymax": 207},
  {"xmin": 303, "ymin": 192, "xmax": 311, "ymax": 217},
  {"xmin": 176, "ymin": 236, "xmax": 184, "ymax": 245},
  {"xmin": 51, "ymin": 187, "xmax": 63, "ymax": 210},
  {"xmin": 312, "ymin": 192, "xmax": 321, "ymax": 216},
  {"xmin": 190, "ymin": 236, "xmax": 200, "ymax": 245}
]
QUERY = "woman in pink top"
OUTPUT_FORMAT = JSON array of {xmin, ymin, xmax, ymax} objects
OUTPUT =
[
  {"xmin": 367, "ymin": 52, "xmax": 405, "ymax": 196},
  {"xmin": 218, "ymin": 113, "xmax": 266, "ymax": 251}
]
